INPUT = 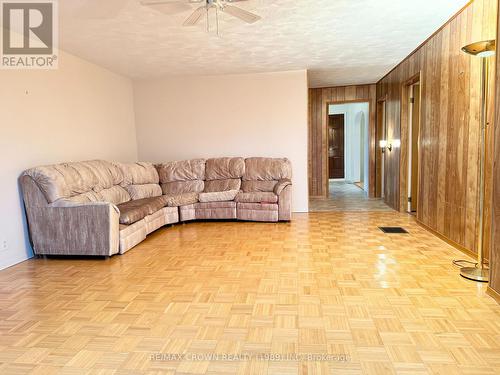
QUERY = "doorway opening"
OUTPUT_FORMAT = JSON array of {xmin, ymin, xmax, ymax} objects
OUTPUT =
[
  {"xmin": 407, "ymin": 82, "xmax": 421, "ymax": 214},
  {"xmin": 327, "ymin": 102, "xmax": 369, "ymax": 198},
  {"xmin": 309, "ymin": 101, "xmax": 390, "ymax": 212}
]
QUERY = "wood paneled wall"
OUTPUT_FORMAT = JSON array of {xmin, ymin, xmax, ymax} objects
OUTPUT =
[
  {"xmin": 376, "ymin": 0, "xmax": 497, "ymax": 258},
  {"xmin": 308, "ymin": 85, "xmax": 377, "ymax": 197},
  {"xmin": 489, "ymin": 0, "xmax": 500, "ymax": 298}
]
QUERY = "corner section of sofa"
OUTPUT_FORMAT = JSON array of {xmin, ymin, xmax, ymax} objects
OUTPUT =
[{"xmin": 20, "ymin": 174, "xmax": 121, "ymax": 256}]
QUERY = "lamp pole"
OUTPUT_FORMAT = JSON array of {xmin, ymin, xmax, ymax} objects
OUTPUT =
[{"xmin": 460, "ymin": 40, "xmax": 496, "ymax": 282}]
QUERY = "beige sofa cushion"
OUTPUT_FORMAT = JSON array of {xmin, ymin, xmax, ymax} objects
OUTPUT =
[
  {"xmin": 125, "ymin": 184, "xmax": 162, "ymax": 200},
  {"xmin": 157, "ymin": 159, "xmax": 206, "ymax": 182},
  {"xmin": 205, "ymin": 157, "xmax": 244, "ymax": 180},
  {"xmin": 204, "ymin": 179, "xmax": 241, "ymax": 192},
  {"xmin": 116, "ymin": 162, "xmax": 159, "ymax": 186},
  {"xmin": 98, "ymin": 185, "xmax": 131, "ymax": 205},
  {"xmin": 50, "ymin": 191, "xmax": 101, "ymax": 207},
  {"xmin": 157, "ymin": 159, "xmax": 206, "ymax": 195},
  {"xmin": 274, "ymin": 179, "xmax": 292, "ymax": 195},
  {"xmin": 241, "ymin": 180, "xmax": 277, "ymax": 193},
  {"xmin": 235, "ymin": 192, "xmax": 278, "ymax": 204},
  {"xmin": 24, "ymin": 160, "xmax": 127, "ymax": 204},
  {"xmin": 199, "ymin": 190, "xmax": 239, "ymax": 203},
  {"xmin": 165, "ymin": 192, "xmax": 199, "ymax": 207},
  {"xmin": 83, "ymin": 160, "xmax": 123, "ymax": 192},
  {"xmin": 204, "ymin": 158, "xmax": 244, "ymax": 193},
  {"xmin": 243, "ymin": 157, "xmax": 292, "ymax": 181},
  {"xmin": 161, "ymin": 180, "xmax": 204, "ymax": 195},
  {"xmin": 117, "ymin": 196, "xmax": 168, "ymax": 225},
  {"xmin": 25, "ymin": 162, "xmax": 99, "ymax": 203}
]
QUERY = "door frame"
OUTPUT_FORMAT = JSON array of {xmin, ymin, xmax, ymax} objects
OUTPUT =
[
  {"xmin": 376, "ymin": 96, "xmax": 387, "ymax": 198},
  {"xmin": 399, "ymin": 72, "xmax": 423, "ymax": 213},
  {"xmin": 407, "ymin": 82, "xmax": 421, "ymax": 213},
  {"xmin": 324, "ymin": 99, "xmax": 375, "ymax": 197}
]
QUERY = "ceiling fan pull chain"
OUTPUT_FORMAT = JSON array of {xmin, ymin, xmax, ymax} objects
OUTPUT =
[
  {"xmin": 216, "ymin": 6, "xmax": 219, "ymax": 37},
  {"xmin": 206, "ymin": 7, "xmax": 209, "ymax": 32}
]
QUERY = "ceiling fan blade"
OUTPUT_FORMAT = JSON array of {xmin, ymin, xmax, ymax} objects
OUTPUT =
[
  {"xmin": 183, "ymin": 6, "xmax": 207, "ymax": 26},
  {"xmin": 223, "ymin": 5, "xmax": 260, "ymax": 24}
]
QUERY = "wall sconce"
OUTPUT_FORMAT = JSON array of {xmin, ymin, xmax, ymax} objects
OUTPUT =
[
  {"xmin": 379, "ymin": 139, "xmax": 400, "ymax": 152},
  {"xmin": 379, "ymin": 140, "xmax": 388, "ymax": 153}
]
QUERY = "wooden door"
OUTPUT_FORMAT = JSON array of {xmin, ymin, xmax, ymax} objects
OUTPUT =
[
  {"xmin": 409, "ymin": 84, "xmax": 420, "ymax": 212},
  {"xmin": 328, "ymin": 114, "xmax": 345, "ymax": 179}
]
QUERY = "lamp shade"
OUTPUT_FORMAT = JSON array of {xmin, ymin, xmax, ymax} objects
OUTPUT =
[{"xmin": 462, "ymin": 40, "xmax": 496, "ymax": 57}]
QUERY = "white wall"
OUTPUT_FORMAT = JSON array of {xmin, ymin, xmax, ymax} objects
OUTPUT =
[
  {"xmin": 133, "ymin": 70, "xmax": 309, "ymax": 212},
  {"xmin": 0, "ymin": 50, "xmax": 138, "ymax": 270},
  {"xmin": 329, "ymin": 103, "xmax": 369, "ymax": 191}
]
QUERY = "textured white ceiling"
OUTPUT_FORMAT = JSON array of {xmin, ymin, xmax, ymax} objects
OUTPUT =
[{"xmin": 59, "ymin": 0, "xmax": 469, "ymax": 87}]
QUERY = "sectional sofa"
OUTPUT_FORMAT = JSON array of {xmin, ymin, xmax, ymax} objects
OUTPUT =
[{"xmin": 20, "ymin": 157, "xmax": 292, "ymax": 256}]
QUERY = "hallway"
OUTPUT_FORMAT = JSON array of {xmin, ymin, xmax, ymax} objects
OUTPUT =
[{"xmin": 309, "ymin": 180, "xmax": 393, "ymax": 212}]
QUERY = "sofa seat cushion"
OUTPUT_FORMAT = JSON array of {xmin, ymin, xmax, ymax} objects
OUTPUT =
[
  {"xmin": 117, "ymin": 196, "xmax": 168, "ymax": 225},
  {"xmin": 199, "ymin": 190, "xmax": 239, "ymax": 203},
  {"xmin": 235, "ymin": 192, "xmax": 278, "ymax": 204},
  {"xmin": 165, "ymin": 192, "xmax": 199, "ymax": 207}
]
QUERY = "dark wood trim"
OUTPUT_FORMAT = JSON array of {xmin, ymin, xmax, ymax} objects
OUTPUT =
[
  {"xmin": 310, "ymin": 83, "xmax": 378, "ymax": 90},
  {"xmin": 399, "ymin": 72, "xmax": 423, "ymax": 213}
]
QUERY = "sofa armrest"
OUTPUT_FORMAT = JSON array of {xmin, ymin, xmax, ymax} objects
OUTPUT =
[
  {"xmin": 277, "ymin": 184, "xmax": 292, "ymax": 221},
  {"xmin": 274, "ymin": 179, "xmax": 292, "ymax": 195},
  {"xmin": 26, "ymin": 202, "xmax": 120, "ymax": 256}
]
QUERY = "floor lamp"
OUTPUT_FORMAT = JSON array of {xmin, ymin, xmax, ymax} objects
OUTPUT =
[{"xmin": 460, "ymin": 40, "xmax": 496, "ymax": 282}]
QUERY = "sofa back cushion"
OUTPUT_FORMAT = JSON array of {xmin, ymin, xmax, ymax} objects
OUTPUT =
[
  {"xmin": 204, "ymin": 157, "xmax": 244, "ymax": 192},
  {"xmin": 157, "ymin": 159, "xmax": 206, "ymax": 195},
  {"xmin": 82, "ymin": 160, "xmax": 123, "ymax": 192},
  {"xmin": 24, "ymin": 160, "xmax": 130, "ymax": 205},
  {"xmin": 115, "ymin": 162, "xmax": 162, "ymax": 200},
  {"xmin": 241, "ymin": 158, "xmax": 292, "ymax": 192}
]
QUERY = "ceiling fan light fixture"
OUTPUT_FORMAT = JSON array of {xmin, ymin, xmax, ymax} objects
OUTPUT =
[
  {"xmin": 462, "ymin": 40, "xmax": 496, "ymax": 57},
  {"xmin": 140, "ymin": 0, "xmax": 261, "ymax": 31}
]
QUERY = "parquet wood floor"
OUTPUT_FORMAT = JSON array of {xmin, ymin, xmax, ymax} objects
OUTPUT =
[
  {"xmin": 309, "ymin": 182, "xmax": 392, "ymax": 212},
  {"xmin": 0, "ymin": 212, "xmax": 499, "ymax": 375}
]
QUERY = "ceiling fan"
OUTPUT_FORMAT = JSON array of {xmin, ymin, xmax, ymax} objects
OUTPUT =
[{"xmin": 140, "ymin": 0, "xmax": 261, "ymax": 32}]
